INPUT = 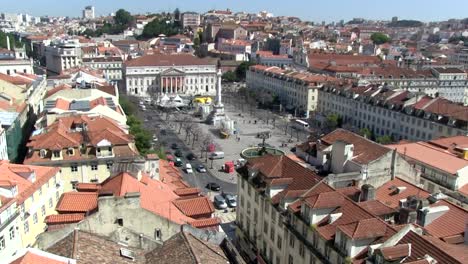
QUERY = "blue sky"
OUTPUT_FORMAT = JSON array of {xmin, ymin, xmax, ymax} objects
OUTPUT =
[{"xmin": 4, "ymin": 0, "xmax": 468, "ymax": 23}]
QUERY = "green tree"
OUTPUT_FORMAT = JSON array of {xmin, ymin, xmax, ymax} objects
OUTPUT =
[
  {"xmin": 371, "ymin": 33, "xmax": 391, "ymax": 45},
  {"xmin": 376, "ymin": 135, "xmax": 393, "ymax": 145},
  {"xmin": 222, "ymin": 71, "xmax": 238, "ymax": 82},
  {"xmin": 326, "ymin": 114, "xmax": 342, "ymax": 130},
  {"xmin": 140, "ymin": 18, "xmax": 179, "ymax": 39},
  {"xmin": 235, "ymin": 61, "xmax": 255, "ymax": 80},
  {"xmin": 119, "ymin": 96, "xmax": 136, "ymax": 115},
  {"xmin": 115, "ymin": 9, "xmax": 134, "ymax": 26},
  {"xmin": 359, "ymin": 128, "xmax": 373, "ymax": 139}
]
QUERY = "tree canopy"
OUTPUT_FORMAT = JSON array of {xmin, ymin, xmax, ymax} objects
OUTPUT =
[
  {"xmin": 388, "ymin": 20, "xmax": 423, "ymax": 28},
  {"xmin": 235, "ymin": 61, "xmax": 255, "ymax": 80},
  {"xmin": 222, "ymin": 71, "xmax": 238, "ymax": 82},
  {"xmin": 371, "ymin": 33, "xmax": 391, "ymax": 45},
  {"xmin": 140, "ymin": 18, "xmax": 180, "ymax": 39},
  {"xmin": 115, "ymin": 9, "xmax": 134, "ymax": 26}
]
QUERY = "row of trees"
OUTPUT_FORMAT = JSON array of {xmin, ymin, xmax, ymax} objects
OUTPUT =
[
  {"xmin": 140, "ymin": 17, "xmax": 180, "ymax": 39},
  {"xmin": 119, "ymin": 96, "xmax": 154, "ymax": 156},
  {"xmin": 222, "ymin": 61, "xmax": 255, "ymax": 82},
  {"xmin": 0, "ymin": 31, "xmax": 26, "ymax": 50}
]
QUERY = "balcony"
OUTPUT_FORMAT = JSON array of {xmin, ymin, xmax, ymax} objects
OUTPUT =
[{"xmin": 0, "ymin": 210, "xmax": 20, "ymax": 233}]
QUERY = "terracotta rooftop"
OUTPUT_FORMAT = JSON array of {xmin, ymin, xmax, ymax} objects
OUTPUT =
[
  {"xmin": 10, "ymin": 249, "xmax": 73, "ymax": 264},
  {"xmin": 423, "ymin": 199, "xmax": 468, "ymax": 241},
  {"xmin": 172, "ymin": 197, "xmax": 215, "ymax": 217},
  {"xmin": 320, "ymin": 129, "xmax": 391, "ymax": 164},
  {"xmin": 375, "ymin": 178, "xmax": 430, "ymax": 209},
  {"xmin": 242, "ymin": 154, "xmax": 322, "ymax": 204},
  {"xmin": 304, "ymin": 191, "xmax": 345, "ymax": 209},
  {"xmin": 144, "ymin": 232, "xmax": 228, "ymax": 264},
  {"xmin": 45, "ymin": 213, "xmax": 85, "ymax": 224},
  {"xmin": 46, "ymin": 229, "xmax": 145, "ymax": 264},
  {"xmin": 387, "ymin": 141, "xmax": 468, "ymax": 175},
  {"xmin": 379, "ymin": 244, "xmax": 411, "ymax": 261},
  {"xmin": 0, "ymin": 161, "xmax": 60, "ymax": 205},
  {"xmin": 338, "ymin": 218, "xmax": 388, "ymax": 239},
  {"xmin": 55, "ymin": 192, "xmax": 98, "ymax": 213},
  {"xmin": 359, "ymin": 200, "xmax": 397, "ymax": 216}
]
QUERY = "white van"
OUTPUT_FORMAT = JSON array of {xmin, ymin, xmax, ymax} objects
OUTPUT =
[
  {"xmin": 185, "ymin": 163, "xmax": 193, "ymax": 173},
  {"xmin": 209, "ymin": 152, "xmax": 225, "ymax": 160}
]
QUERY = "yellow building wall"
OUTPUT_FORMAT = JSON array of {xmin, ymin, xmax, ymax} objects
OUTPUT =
[{"xmin": 18, "ymin": 171, "xmax": 63, "ymax": 247}]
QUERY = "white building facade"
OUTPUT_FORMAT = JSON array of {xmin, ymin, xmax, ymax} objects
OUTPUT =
[
  {"xmin": 45, "ymin": 40, "xmax": 82, "ymax": 74},
  {"xmin": 124, "ymin": 54, "xmax": 217, "ymax": 98}
]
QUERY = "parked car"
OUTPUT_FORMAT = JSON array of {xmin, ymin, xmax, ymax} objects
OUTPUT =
[
  {"xmin": 160, "ymin": 130, "xmax": 167, "ymax": 135},
  {"xmin": 152, "ymin": 135, "xmax": 158, "ymax": 142},
  {"xmin": 206, "ymin": 182, "xmax": 221, "ymax": 191},
  {"xmin": 186, "ymin": 153, "xmax": 196, "ymax": 160},
  {"xmin": 185, "ymin": 163, "xmax": 193, "ymax": 173},
  {"xmin": 223, "ymin": 194, "xmax": 237, "ymax": 207},
  {"xmin": 174, "ymin": 158, "xmax": 183, "ymax": 167},
  {"xmin": 209, "ymin": 152, "xmax": 225, "ymax": 160},
  {"xmin": 171, "ymin": 143, "xmax": 179, "ymax": 149},
  {"xmin": 196, "ymin": 164, "xmax": 206, "ymax": 173},
  {"xmin": 175, "ymin": 150, "xmax": 183, "ymax": 157},
  {"xmin": 213, "ymin": 195, "xmax": 227, "ymax": 209}
]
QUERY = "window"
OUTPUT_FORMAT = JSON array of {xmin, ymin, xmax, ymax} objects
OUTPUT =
[
  {"xmin": 49, "ymin": 197, "xmax": 53, "ymax": 208},
  {"xmin": 91, "ymin": 164, "xmax": 98, "ymax": 171},
  {"xmin": 270, "ymin": 226, "xmax": 275, "ymax": 241},
  {"xmin": 155, "ymin": 228, "xmax": 162, "ymax": 240},
  {"xmin": 117, "ymin": 218, "xmax": 124, "ymax": 226},
  {"xmin": 247, "ymin": 185, "xmax": 251, "ymax": 196},
  {"xmin": 325, "ymin": 245, "xmax": 331, "ymax": 259},
  {"xmin": 0, "ymin": 236, "xmax": 4, "ymax": 251},
  {"xmin": 264, "ymin": 221, "xmax": 268, "ymax": 234},
  {"xmin": 71, "ymin": 181, "xmax": 79, "ymax": 190},
  {"xmin": 53, "ymin": 150, "xmax": 61, "ymax": 158},
  {"xmin": 289, "ymin": 234, "xmax": 295, "ymax": 248},
  {"xmin": 56, "ymin": 191, "xmax": 59, "ymax": 201},
  {"xmin": 24, "ymin": 221, "xmax": 29, "ymax": 233},
  {"xmin": 67, "ymin": 148, "xmax": 74, "ymax": 156},
  {"xmin": 106, "ymin": 162, "xmax": 113, "ymax": 170},
  {"xmin": 71, "ymin": 164, "xmax": 78, "ymax": 172},
  {"xmin": 288, "ymin": 255, "xmax": 294, "ymax": 264},
  {"xmin": 41, "ymin": 205, "xmax": 46, "ymax": 216},
  {"xmin": 33, "ymin": 213, "xmax": 38, "ymax": 224},
  {"xmin": 39, "ymin": 186, "xmax": 42, "ymax": 195},
  {"xmin": 264, "ymin": 201, "xmax": 270, "ymax": 214},
  {"xmin": 276, "ymin": 256, "xmax": 281, "ymax": 264},
  {"xmin": 299, "ymin": 243, "xmax": 305, "ymax": 257},
  {"xmin": 9, "ymin": 227, "xmax": 15, "ymax": 240},
  {"xmin": 277, "ymin": 235, "xmax": 282, "ymax": 249}
]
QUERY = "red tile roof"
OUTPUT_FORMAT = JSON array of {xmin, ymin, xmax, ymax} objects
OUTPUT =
[
  {"xmin": 56, "ymin": 192, "xmax": 98, "ymax": 213},
  {"xmin": 172, "ymin": 197, "xmax": 215, "ymax": 217},
  {"xmin": 10, "ymin": 249, "xmax": 71, "ymax": 264},
  {"xmin": 173, "ymin": 188, "xmax": 200, "ymax": 196},
  {"xmin": 387, "ymin": 142, "xmax": 468, "ymax": 175},
  {"xmin": 0, "ymin": 161, "xmax": 60, "ymax": 205},
  {"xmin": 379, "ymin": 244, "xmax": 411, "ymax": 261},
  {"xmin": 423, "ymin": 199, "xmax": 467, "ymax": 240},
  {"xmin": 189, "ymin": 217, "xmax": 222, "ymax": 228},
  {"xmin": 304, "ymin": 191, "xmax": 344, "ymax": 209},
  {"xmin": 375, "ymin": 178, "xmax": 430, "ymax": 209},
  {"xmin": 338, "ymin": 218, "xmax": 388, "ymax": 239},
  {"xmin": 45, "ymin": 213, "xmax": 85, "ymax": 224},
  {"xmin": 359, "ymin": 200, "xmax": 396, "ymax": 216},
  {"xmin": 320, "ymin": 129, "xmax": 391, "ymax": 164}
]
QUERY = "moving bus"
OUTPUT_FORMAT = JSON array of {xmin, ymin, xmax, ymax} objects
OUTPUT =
[{"xmin": 293, "ymin": 119, "xmax": 310, "ymax": 130}]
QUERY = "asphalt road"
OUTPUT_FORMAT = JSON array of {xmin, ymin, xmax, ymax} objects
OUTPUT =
[{"xmin": 136, "ymin": 101, "xmax": 237, "ymax": 195}]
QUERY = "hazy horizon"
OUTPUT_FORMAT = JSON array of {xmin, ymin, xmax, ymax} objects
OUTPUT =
[{"xmin": 3, "ymin": 0, "xmax": 468, "ymax": 23}]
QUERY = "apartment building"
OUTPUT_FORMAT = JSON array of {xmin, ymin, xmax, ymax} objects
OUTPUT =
[
  {"xmin": 296, "ymin": 129, "xmax": 419, "ymax": 188},
  {"xmin": 388, "ymin": 136, "xmax": 468, "ymax": 207},
  {"xmin": 255, "ymin": 51, "xmax": 293, "ymax": 68},
  {"xmin": 317, "ymin": 84, "xmax": 468, "ymax": 141},
  {"xmin": 247, "ymin": 65, "xmax": 339, "ymax": 117},
  {"xmin": 361, "ymin": 66, "xmax": 467, "ymax": 104},
  {"xmin": 24, "ymin": 115, "xmax": 140, "ymax": 192},
  {"xmin": 45, "ymin": 39, "xmax": 82, "ymax": 74},
  {"xmin": 0, "ymin": 196, "xmax": 21, "ymax": 260},
  {"xmin": 124, "ymin": 54, "xmax": 217, "ymax": 98},
  {"xmin": 236, "ymin": 155, "xmax": 466, "ymax": 264},
  {"xmin": 181, "ymin": 12, "xmax": 201, "ymax": 29},
  {"xmin": 0, "ymin": 161, "xmax": 63, "ymax": 249},
  {"xmin": 82, "ymin": 57, "xmax": 123, "ymax": 82}
]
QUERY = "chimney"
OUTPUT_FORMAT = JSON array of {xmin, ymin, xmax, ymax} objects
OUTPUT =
[
  {"xmin": 361, "ymin": 184, "xmax": 375, "ymax": 201},
  {"xmin": 417, "ymin": 206, "xmax": 449, "ymax": 227}
]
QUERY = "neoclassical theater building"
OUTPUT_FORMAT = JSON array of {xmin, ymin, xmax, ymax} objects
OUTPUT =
[{"xmin": 124, "ymin": 54, "xmax": 218, "ymax": 98}]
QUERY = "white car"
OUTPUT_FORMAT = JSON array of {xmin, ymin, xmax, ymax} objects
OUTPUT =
[{"xmin": 185, "ymin": 163, "xmax": 193, "ymax": 173}]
